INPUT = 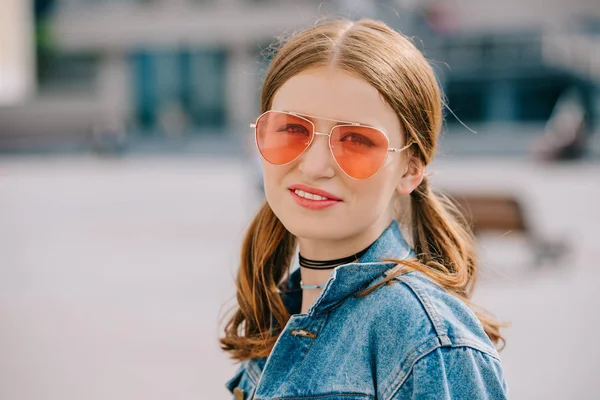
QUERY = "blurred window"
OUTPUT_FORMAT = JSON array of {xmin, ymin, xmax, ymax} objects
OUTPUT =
[
  {"xmin": 437, "ymin": 32, "xmax": 586, "ymax": 128},
  {"xmin": 38, "ymin": 52, "xmax": 99, "ymax": 94},
  {"xmin": 514, "ymin": 76, "xmax": 569, "ymax": 121},
  {"xmin": 445, "ymin": 79, "xmax": 487, "ymax": 123},
  {"xmin": 445, "ymin": 73, "xmax": 573, "ymax": 126},
  {"xmin": 130, "ymin": 47, "xmax": 227, "ymax": 135}
]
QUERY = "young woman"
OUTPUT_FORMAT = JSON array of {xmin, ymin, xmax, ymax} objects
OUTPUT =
[{"xmin": 220, "ymin": 18, "xmax": 508, "ymax": 399}]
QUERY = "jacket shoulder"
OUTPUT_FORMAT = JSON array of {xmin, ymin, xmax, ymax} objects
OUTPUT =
[
  {"xmin": 356, "ymin": 270, "xmax": 503, "ymax": 398},
  {"xmin": 348, "ymin": 268, "xmax": 498, "ymax": 360},
  {"xmin": 389, "ymin": 270, "xmax": 500, "ymax": 358}
]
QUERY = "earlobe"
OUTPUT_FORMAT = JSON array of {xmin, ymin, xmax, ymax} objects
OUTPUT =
[{"xmin": 395, "ymin": 157, "xmax": 424, "ymax": 196}]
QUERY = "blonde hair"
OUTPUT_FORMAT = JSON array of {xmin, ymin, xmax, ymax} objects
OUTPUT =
[{"xmin": 220, "ymin": 18, "xmax": 507, "ymax": 362}]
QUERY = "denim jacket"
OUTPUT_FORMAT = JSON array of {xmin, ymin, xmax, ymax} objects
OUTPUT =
[{"xmin": 225, "ymin": 220, "xmax": 509, "ymax": 399}]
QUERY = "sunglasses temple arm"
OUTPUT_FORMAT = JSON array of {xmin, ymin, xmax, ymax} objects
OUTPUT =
[{"xmin": 389, "ymin": 143, "xmax": 412, "ymax": 153}]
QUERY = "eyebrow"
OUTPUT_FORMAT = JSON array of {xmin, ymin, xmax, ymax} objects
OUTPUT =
[{"xmin": 289, "ymin": 111, "xmax": 372, "ymax": 127}]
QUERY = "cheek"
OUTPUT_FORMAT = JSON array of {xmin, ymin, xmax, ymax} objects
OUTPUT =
[
  {"xmin": 348, "ymin": 166, "xmax": 400, "ymax": 209},
  {"xmin": 348, "ymin": 181, "xmax": 389, "ymax": 211},
  {"xmin": 261, "ymin": 162, "xmax": 291, "ymax": 202},
  {"xmin": 261, "ymin": 162, "xmax": 276, "ymax": 196}
]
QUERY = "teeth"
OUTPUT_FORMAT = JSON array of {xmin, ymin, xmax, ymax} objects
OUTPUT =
[{"xmin": 294, "ymin": 189, "xmax": 329, "ymax": 201}]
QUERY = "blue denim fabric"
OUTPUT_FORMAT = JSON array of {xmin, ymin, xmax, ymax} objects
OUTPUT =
[{"xmin": 226, "ymin": 220, "xmax": 509, "ymax": 399}]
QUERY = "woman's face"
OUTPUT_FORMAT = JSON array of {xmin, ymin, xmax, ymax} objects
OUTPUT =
[{"xmin": 262, "ymin": 67, "xmax": 419, "ymax": 258}]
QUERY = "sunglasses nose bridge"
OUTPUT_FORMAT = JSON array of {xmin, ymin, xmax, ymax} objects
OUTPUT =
[{"xmin": 311, "ymin": 131, "xmax": 334, "ymax": 154}]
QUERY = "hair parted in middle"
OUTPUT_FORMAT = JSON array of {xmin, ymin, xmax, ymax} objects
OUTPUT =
[{"xmin": 220, "ymin": 18, "xmax": 507, "ymax": 362}]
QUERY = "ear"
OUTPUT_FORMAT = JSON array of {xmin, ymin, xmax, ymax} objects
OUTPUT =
[{"xmin": 395, "ymin": 156, "xmax": 424, "ymax": 196}]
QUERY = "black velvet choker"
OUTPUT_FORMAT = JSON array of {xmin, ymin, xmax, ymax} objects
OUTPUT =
[{"xmin": 298, "ymin": 244, "xmax": 372, "ymax": 270}]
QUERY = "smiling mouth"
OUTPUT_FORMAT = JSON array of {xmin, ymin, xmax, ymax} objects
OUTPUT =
[
  {"xmin": 289, "ymin": 189, "xmax": 341, "ymax": 210},
  {"xmin": 292, "ymin": 189, "xmax": 331, "ymax": 201}
]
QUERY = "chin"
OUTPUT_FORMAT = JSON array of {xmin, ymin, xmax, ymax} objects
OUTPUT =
[{"xmin": 278, "ymin": 213, "xmax": 343, "ymax": 241}]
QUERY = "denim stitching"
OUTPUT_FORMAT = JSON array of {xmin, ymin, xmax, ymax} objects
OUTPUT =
[
  {"xmin": 449, "ymin": 338, "xmax": 502, "ymax": 361},
  {"xmin": 245, "ymin": 359, "xmax": 260, "ymax": 386},
  {"xmin": 269, "ymin": 393, "xmax": 374, "ymax": 399},
  {"xmin": 384, "ymin": 344, "xmax": 505, "ymax": 399},
  {"xmin": 380, "ymin": 336, "xmax": 442, "ymax": 399},
  {"xmin": 225, "ymin": 364, "xmax": 245, "ymax": 393},
  {"xmin": 393, "ymin": 277, "xmax": 448, "ymax": 338}
]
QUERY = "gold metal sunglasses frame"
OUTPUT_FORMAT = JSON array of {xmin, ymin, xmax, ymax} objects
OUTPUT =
[{"xmin": 250, "ymin": 110, "xmax": 412, "ymax": 179}]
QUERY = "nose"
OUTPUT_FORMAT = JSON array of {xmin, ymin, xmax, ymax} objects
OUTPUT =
[{"xmin": 297, "ymin": 132, "xmax": 336, "ymax": 179}]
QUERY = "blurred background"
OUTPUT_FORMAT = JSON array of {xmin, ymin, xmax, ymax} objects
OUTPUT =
[{"xmin": 1, "ymin": 0, "xmax": 599, "ymax": 399}]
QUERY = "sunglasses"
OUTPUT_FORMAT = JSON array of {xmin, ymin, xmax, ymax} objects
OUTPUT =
[{"xmin": 250, "ymin": 110, "xmax": 411, "ymax": 180}]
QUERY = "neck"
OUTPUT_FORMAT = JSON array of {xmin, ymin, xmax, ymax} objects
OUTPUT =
[
  {"xmin": 297, "ymin": 215, "xmax": 392, "ymax": 260},
  {"xmin": 297, "ymin": 216, "xmax": 392, "ymax": 287}
]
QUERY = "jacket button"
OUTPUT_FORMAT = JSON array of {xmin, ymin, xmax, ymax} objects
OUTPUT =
[{"xmin": 233, "ymin": 387, "xmax": 245, "ymax": 400}]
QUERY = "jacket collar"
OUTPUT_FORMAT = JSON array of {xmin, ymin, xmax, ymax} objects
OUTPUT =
[{"xmin": 280, "ymin": 220, "xmax": 415, "ymax": 316}]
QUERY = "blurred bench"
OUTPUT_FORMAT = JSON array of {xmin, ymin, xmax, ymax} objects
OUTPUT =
[
  {"xmin": 446, "ymin": 192, "xmax": 567, "ymax": 267},
  {"xmin": 450, "ymin": 194, "xmax": 526, "ymax": 234}
]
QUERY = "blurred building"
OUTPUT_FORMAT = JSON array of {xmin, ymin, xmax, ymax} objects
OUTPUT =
[
  {"xmin": 43, "ymin": 0, "xmax": 338, "ymax": 140},
  {"xmin": 0, "ymin": 0, "xmax": 599, "ymax": 152}
]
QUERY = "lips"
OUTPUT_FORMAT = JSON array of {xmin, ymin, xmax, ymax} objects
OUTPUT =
[
  {"xmin": 287, "ymin": 184, "xmax": 342, "ymax": 211},
  {"xmin": 288, "ymin": 184, "xmax": 342, "ymax": 201}
]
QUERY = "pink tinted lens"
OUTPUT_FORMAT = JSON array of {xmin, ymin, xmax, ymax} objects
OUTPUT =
[
  {"xmin": 330, "ymin": 125, "xmax": 389, "ymax": 179},
  {"xmin": 255, "ymin": 112, "xmax": 313, "ymax": 164}
]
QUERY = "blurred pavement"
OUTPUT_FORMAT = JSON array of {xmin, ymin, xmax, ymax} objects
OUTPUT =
[{"xmin": 0, "ymin": 154, "xmax": 599, "ymax": 399}]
